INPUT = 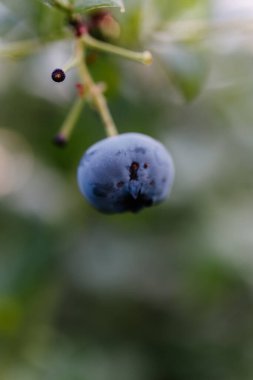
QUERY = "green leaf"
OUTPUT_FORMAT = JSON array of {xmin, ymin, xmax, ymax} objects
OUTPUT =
[
  {"xmin": 74, "ymin": 0, "xmax": 125, "ymax": 13},
  {"xmin": 156, "ymin": 44, "xmax": 208, "ymax": 102}
]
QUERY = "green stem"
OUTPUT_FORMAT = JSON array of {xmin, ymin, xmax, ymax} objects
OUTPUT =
[
  {"xmin": 82, "ymin": 34, "xmax": 152, "ymax": 65},
  {"xmin": 76, "ymin": 40, "xmax": 118, "ymax": 137},
  {"xmin": 58, "ymin": 96, "xmax": 84, "ymax": 140},
  {"xmin": 62, "ymin": 56, "xmax": 80, "ymax": 72}
]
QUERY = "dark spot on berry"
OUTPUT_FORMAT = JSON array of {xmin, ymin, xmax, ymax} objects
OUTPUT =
[
  {"xmin": 84, "ymin": 150, "xmax": 97, "ymax": 161},
  {"xmin": 117, "ymin": 181, "xmax": 124, "ymax": 188},
  {"xmin": 93, "ymin": 183, "xmax": 114, "ymax": 198},
  {"xmin": 135, "ymin": 147, "xmax": 146, "ymax": 154},
  {"xmin": 144, "ymin": 163, "xmax": 149, "ymax": 169},
  {"xmin": 119, "ymin": 192, "xmax": 153, "ymax": 212},
  {"xmin": 116, "ymin": 150, "xmax": 122, "ymax": 156},
  {"xmin": 129, "ymin": 162, "xmax": 139, "ymax": 180},
  {"xmin": 51, "ymin": 69, "xmax": 65, "ymax": 83},
  {"xmin": 88, "ymin": 150, "xmax": 97, "ymax": 157},
  {"xmin": 149, "ymin": 180, "xmax": 155, "ymax": 186}
]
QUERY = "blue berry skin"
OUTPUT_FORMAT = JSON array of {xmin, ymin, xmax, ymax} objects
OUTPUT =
[{"xmin": 77, "ymin": 133, "xmax": 174, "ymax": 213}]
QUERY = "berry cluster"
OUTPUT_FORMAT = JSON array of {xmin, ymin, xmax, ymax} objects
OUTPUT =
[{"xmin": 49, "ymin": 3, "xmax": 174, "ymax": 213}]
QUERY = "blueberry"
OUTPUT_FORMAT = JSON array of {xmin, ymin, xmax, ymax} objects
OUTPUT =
[{"xmin": 77, "ymin": 133, "xmax": 174, "ymax": 213}]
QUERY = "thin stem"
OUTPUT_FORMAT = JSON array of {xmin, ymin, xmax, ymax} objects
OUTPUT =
[
  {"xmin": 62, "ymin": 55, "xmax": 80, "ymax": 72},
  {"xmin": 82, "ymin": 34, "xmax": 152, "ymax": 65},
  {"xmin": 57, "ymin": 96, "xmax": 84, "ymax": 141},
  {"xmin": 76, "ymin": 40, "xmax": 118, "ymax": 137}
]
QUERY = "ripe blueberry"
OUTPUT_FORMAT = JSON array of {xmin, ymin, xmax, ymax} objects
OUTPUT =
[{"xmin": 77, "ymin": 133, "xmax": 174, "ymax": 213}]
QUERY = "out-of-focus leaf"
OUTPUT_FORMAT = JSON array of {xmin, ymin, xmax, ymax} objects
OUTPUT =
[
  {"xmin": 0, "ymin": 297, "xmax": 23, "ymax": 336},
  {"xmin": 42, "ymin": 0, "xmax": 69, "ymax": 6},
  {"xmin": 117, "ymin": 2, "xmax": 143, "ymax": 46},
  {"xmin": 42, "ymin": 0, "xmax": 125, "ymax": 12},
  {"xmin": 156, "ymin": 44, "xmax": 208, "ymax": 101},
  {"xmin": 31, "ymin": 1, "xmax": 66, "ymax": 39},
  {"xmin": 153, "ymin": 0, "xmax": 208, "ymax": 21},
  {"xmin": 74, "ymin": 0, "xmax": 125, "ymax": 13},
  {"xmin": 0, "ymin": 3, "xmax": 18, "ymax": 36}
]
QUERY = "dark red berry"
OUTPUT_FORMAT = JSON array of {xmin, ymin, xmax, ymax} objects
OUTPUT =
[
  {"xmin": 51, "ymin": 69, "xmax": 66, "ymax": 83},
  {"xmin": 89, "ymin": 11, "xmax": 110, "ymax": 27},
  {"xmin": 88, "ymin": 11, "xmax": 120, "ymax": 40}
]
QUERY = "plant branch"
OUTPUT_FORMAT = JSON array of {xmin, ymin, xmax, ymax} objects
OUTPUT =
[
  {"xmin": 76, "ymin": 40, "xmax": 118, "ymax": 137},
  {"xmin": 82, "ymin": 34, "xmax": 152, "ymax": 65},
  {"xmin": 62, "ymin": 55, "xmax": 80, "ymax": 72},
  {"xmin": 56, "ymin": 96, "xmax": 85, "ymax": 143}
]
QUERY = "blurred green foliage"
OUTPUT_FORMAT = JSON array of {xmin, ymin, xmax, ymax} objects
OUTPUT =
[{"xmin": 1, "ymin": 0, "xmax": 253, "ymax": 379}]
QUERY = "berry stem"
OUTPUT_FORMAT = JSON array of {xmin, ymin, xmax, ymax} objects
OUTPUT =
[
  {"xmin": 62, "ymin": 55, "xmax": 80, "ymax": 72},
  {"xmin": 56, "ymin": 96, "xmax": 84, "ymax": 142},
  {"xmin": 76, "ymin": 39, "xmax": 118, "ymax": 137},
  {"xmin": 82, "ymin": 34, "xmax": 152, "ymax": 65}
]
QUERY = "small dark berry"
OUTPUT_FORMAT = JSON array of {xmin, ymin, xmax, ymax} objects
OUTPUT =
[
  {"xmin": 53, "ymin": 134, "xmax": 67, "ymax": 147},
  {"xmin": 51, "ymin": 69, "xmax": 66, "ymax": 83}
]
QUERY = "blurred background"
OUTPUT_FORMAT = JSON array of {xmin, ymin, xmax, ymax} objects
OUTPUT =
[{"xmin": 1, "ymin": 0, "xmax": 253, "ymax": 379}]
